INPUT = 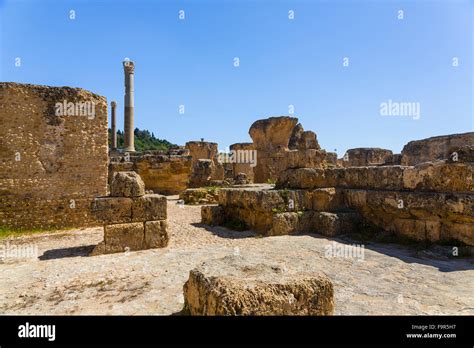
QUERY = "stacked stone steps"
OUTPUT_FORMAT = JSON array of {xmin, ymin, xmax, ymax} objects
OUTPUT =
[
  {"xmin": 275, "ymin": 160, "xmax": 474, "ymax": 245},
  {"xmin": 203, "ymin": 159, "xmax": 474, "ymax": 245}
]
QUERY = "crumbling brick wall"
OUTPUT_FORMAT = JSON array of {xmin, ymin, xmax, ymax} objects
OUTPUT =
[{"xmin": 0, "ymin": 83, "xmax": 108, "ymax": 229}]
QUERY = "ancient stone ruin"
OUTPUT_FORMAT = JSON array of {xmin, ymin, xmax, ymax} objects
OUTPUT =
[
  {"xmin": 202, "ymin": 117, "xmax": 474, "ymax": 247},
  {"xmin": 91, "ymin": 171, "xmax": 168, "ymax": 255},
  {"xmin": 0, "ymin": 80, "xmax": 169, "ymax": 256},
  {"xmin": 250, "ymin": 116, "xmax": 338, "ymax": 183},
  {"xmin": 109, "ymin": 148, "xmax": 193, "ymax": 195},
  {"xmin": 0, "ymin": 82, "xmax": 108, "ymax": 229},
  {"xmin": 1, "ymin": 69, "xmax": 472, "ymax": 317}
]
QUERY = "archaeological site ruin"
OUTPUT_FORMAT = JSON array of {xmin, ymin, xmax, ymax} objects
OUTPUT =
[
  {"xmin": 0, "ymin": 57, "xmax": 473, "ymax": 319},
  {"xmin": 1, "ymin": 0, "xmax": 473, "ymax": 345}
]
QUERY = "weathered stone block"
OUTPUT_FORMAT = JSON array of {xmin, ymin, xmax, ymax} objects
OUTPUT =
[
  {"xmin": 201, "ymin": 205, "xmax": 224, "ymax": 226},
  {"xmin": 268, "ymin": 212, "xmax": 300, "ymax": 236},
  {"xmin": 311, "ymin": 212, "xmax": 361, "ymax": 237},
  {"xmin": 103, "ymin": 222, "xmax": 144, "ymax": 253},
  {"xmin": 189, "ymin": 159, "xmax": 213, "ymax": 188},
  {"xmin": 402, "ymin": 161, "xmax": 473, "ymax": 193},
  {"xmin": 286, "ymin": 149, "xmax": 326, "ymax": 169},
  {"xmin": 91, "ymin": 197, "xmax": 132, "ymax": 224},
  {"xmin": 401, "ymin": 132, "xmax": 474, "ymax": 165},
  {"xmin": 132, "ymin": 154, "xmax": 193, "ymax": 195},
  {"xmin": 144, "ymin": 220, "xmax": 168, "ymax": 248},
  {"xmin": 312, "ymin": 188, "xmax": 344, "ymax": 212},
  {"xmin": 110, "ymin": 171, "xmax": 146, "ymax": 197},
  {"xmin": 389, "ymin": 218, "xmax": 427, "ymax": 242},
  {"xmin": 183, "ymin": 256, "xmax": 334, "ymax": 315},
  {"xmin": 131, "ymin": 194, "xmax": 167, "ymax": 221},
  {"xmin": 341, "ymin": 148, "xmax": 393, "ymax": 167},
  {"xmin": 440, "ymin": 221, "xmax": 474, "ymax": 246}
]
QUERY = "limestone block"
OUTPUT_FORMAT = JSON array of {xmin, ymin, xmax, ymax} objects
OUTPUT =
[
  {"xmin": 131, "ymin": 194, "xmax": 167, "ymax": 221},
  {"xmin": 201, "ymin": 205, "xmax": 224, "ymax": 226},
  {"xmin": 110, "ymin": 171, "xmax": 146, "ymax": 197},
  {"xmin": 103, "ymin": 222, "xmax": 144, "ymax": 253},
  {"xmin": 447, "ymin": 145, "xmax": 474, "ymax": 163},
  {"xmin": 91, "ymin": 197, "xmax": 132, "ymax": 224},
  {"xmin": 401, "ymin": 132, "xmax": 474, "ymax": 165},
  {"xmin": 311, "ymin": 188, "xmax": 344, "ymax": 212},
  {"xmin": 268, "ymin": 212, "xmax": 300, "ymax": 236},
  {"xmin": 311, "ymin": 212, "xmax": 361, "ymax": 237},
  {"xmin": 144, "ymin": 220, "xmax": 168, "ymax": 248},
  {"xmin": 341, "ymin": 148, "xmax": 393, "ymax": 167},
  {"xmin": 440, "ymin": 221, "xmax": 474, "ymax": 246},
  {"xmin": 183, "ymin": 256, "xmax": 334, "ymax": 315},
  {"xmin": 402, "ymin": 161, "xmax": 473, "ymax": 193}
]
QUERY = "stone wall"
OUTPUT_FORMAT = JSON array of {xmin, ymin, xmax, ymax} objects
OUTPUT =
[
  {"xmin": 0, "ymin": 83, "xmax": 108, "ymax": 229},
  {"xmin": 109, "ymin": 153, "xmax": 193, "ymax": 195},
  {"xmin": 401, "ymin": 132, "xmax": 474, "ymax": 166},
  {"xmin": 204, "ymin": 142, "xmax": 474, "ymax": 246},
  {"xmin": 275, "ymin": 160, "xmax": 473, "ymax": 245},
  {"xmin": 186, "ymin": 141, "xmax": 225, "ymax": 186},
  {"xmin": 249, "ymin": 117, "xmax": 338, "ymax": 183},
  {"xmin": 229, "ymin": 142, "xmax": 255, "ymax": 182}
]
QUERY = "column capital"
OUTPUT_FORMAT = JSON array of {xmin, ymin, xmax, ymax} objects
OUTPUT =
[{"xmin": 123, "ymin": 60, "xmax": 135, "ymax": 74}]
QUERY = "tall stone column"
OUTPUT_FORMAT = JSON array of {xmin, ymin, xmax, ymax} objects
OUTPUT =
[
  {"xmin": 123, "ymin": 60, "xmax": 135, "ymax": 152},
  {"xmin": 111, "ymin": 101, "xmax": 117, "ymax": 150}
]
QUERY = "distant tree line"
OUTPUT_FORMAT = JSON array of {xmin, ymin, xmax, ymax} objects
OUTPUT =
[{"xmin": 108, "ymin": 128, "xmax": 177, "ymax": 151}]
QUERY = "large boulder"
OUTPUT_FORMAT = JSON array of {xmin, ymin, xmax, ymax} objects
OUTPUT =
[
  {"xmin": 401, "ymin": 132, "xmax": 474, "ymax": 166},
  {"xmin": 110, "ymin": 171, "xmax": 146, "ymax": 197},
  {"xmin": 249, "ymin": 116, "xmax": 298, "ymax": 151},
  {"xmin": 183, "ymin": 256, "xmax": 334, "ymax": 315}
]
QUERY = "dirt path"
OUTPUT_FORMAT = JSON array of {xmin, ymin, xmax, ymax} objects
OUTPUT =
[{"xmin": 0, "ymin": 196, "xmax": 473, "ymax": 315}]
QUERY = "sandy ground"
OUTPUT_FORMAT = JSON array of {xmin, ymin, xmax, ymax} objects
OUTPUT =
[{"xmin": 0, "ymin": 196, "xmax": 473, "ymax": 315}]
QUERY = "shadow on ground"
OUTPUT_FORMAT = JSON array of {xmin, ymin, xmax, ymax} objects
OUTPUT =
[
  {"xmin": 191, "ymin": 222, "xmax": 257, "ymax": 239},
  {"xmin": 39, "ymin": 245, "xmax": 96, "ymax": 261},
  {"xmin": 300, "ymin": 232, "xmax": 474, "ymax": 273}
]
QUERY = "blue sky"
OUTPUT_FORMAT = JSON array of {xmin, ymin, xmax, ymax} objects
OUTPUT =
[{"xmin": 1, "ymin": 0, "xmax": 472, "ymax": 155}]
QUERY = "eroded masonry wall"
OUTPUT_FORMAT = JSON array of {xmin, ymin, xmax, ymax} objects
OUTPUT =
[
  {"xmin": 0, "ymin": 83, "xmax": 108, "ymax": 229},
  {"xmin": 249, "ymin": 117, "xmax": 338, "ymax": 183},
  {"xmin": 109, "ymin": 151, "xmax": 193, "ymax": 195}
]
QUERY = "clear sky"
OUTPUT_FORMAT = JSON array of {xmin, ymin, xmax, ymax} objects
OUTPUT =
[{"xmin": 1, "ymin": 0, "xmax": 472, "ymax": 155}]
